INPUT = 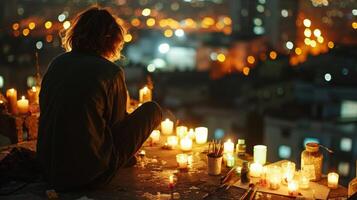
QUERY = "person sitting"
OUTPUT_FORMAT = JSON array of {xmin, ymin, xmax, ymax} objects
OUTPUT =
[{"xmin": 37, "ymin": 6, "xmax": 162, "ymax": 190}]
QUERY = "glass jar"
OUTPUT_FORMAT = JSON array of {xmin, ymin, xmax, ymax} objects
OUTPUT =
[{"xmin": 301, "ymin": 142, "xmax": 323, "ymax": 181}]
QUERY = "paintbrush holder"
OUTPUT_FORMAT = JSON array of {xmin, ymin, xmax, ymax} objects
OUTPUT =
[{"xmin": 207, "ymin": 154, "xmax": 223, "ymax": 175}]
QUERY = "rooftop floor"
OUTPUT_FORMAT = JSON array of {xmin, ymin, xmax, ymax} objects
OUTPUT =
[{"xmin": 0, "ymin": 141, "xmax": 348, "ymax": 200}]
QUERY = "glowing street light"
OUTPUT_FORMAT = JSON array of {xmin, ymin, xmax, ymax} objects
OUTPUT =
[
  {"xmin": 303, "ymin": 19, "xmax": 311, "ymax": 27},
  {"xmin": 175, "ymin": 29, "xmax": 185, "ymax": 37},
  {"xmin": 158, "ymin": 43, "xmax": 170, "ymax": 54}
]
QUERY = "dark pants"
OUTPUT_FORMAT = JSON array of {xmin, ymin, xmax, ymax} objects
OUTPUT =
[{"xmin": 112, "ymin": 101, "xmax": 162, "ymax": 168}]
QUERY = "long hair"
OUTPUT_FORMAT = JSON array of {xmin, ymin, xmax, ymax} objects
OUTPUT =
[{"xmin": 61, "ymin": 6, "xmax": 126, "ymax": 61}]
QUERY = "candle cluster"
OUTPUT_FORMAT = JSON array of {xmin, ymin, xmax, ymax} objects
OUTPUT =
[
  {"xmin": 149, "ymin": 118, "xmax": 209, "ymax": 170},
  {"xmin": 4, "ymin": 87, "xmax": 40, "ymax": 115}
]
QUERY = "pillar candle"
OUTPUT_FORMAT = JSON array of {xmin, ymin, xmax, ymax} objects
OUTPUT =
[
  {"xmin": 176, "ymin": 153, "xmax": 188, "ymax": 169},
  {"xmin": 253, "ymin": 145, "xmax": 267, "ymax": 165},
  {"xmin": 224, "ymin": 139, "xmax": 234, "ymax": 154},
  {"xmin": 328, "ymin": 172, "xmax": 339, "ymax": 189},
  {"xmin": 17, "ymin": 96, "xmax": 29, "ymax": 114},
  {"xmin": 161, "ymin": 118, "xmax": 174, "ymax": 135},
  {"xmin": 167, "ymin": 136, "xmax": 178, "ymax": 148},
  {"xmin": 195, "ymin": 127, "xmax": 208, "ymax": 144},
  {"xmin": 27, "ymin": 86, "xmax": 40, "ymax": 104},
  {"xmin": 176, "ymin": 126, "xmax": 188, "ymax": 138},
  {"xmin": 249, "ymin": 162, "xmax": 263, "ymax": 177},
  {"xmin": 139, "ymin": 86, "xmax": 152, "ymax": 103},
  {"xmin": 150, "ymin": 130, "xmax": 160, "ymax": 143},
  {"xmin": 6, "ymin": 88, "xmax": 17, "ymax": 114}
]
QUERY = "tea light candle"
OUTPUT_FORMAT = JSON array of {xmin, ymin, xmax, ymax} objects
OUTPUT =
[
  {"xmin": 195, "ymin": 127, "xmax": 208, "ymax": 144},
  {"xmin": 249, "ymin": 162, "xmax": 263, "ymax": 177},
  {"xmin": 253, "ymin": 145, "xmax": 267, "ymax": 165},
  {"xmin": 226, "ymin": 153, "xmax": 235, "ymax": 168},
  {"xmin": 27, "ymin": 86, "xmax": 40, "ymax": 104},
  {"xmin": 180, "ymin": 137, "xmax": 192, "ymax": 151},
  {"xmin": 139, "ymin": 86, "xmax": 152, "ymax": 103},
  {"xmin": 282, "ymin": 161, "xmax": 296, "ymax": 184},
  {"xmin": 6, "ymin": 88, "xmax": 17, "ymax": 114},
  {"xmin": 268, "ymin": 166, "xmax": 282, "ymax": 190},
  {"xmin": 288, "ymin": 181, "xmax": 299, "ymax": 197},
  {"xmin": 176, "ymin": 126, "xmax": 188, "ymax": 138},
  {"xmin": 161, "ymin": 118, "xmax": 174, "ymax": 135},
  {"xmin": 187, "ymin": 128, "xmax": 195, "ymax": 139},
  {"xmin": 176, "ymin": 154, "xmax": 188, "ymax": 169},
  {"xmin": 224, "ymin": 139, "xmax": 234, "ymax": 154},
  {"xmin": 17, "ymin": 96, "xmax": 29, "ymax": 114},
  {"xmin": 150, "ymin": 130, "xmax": 160, "ymax": 143},
  {"xmin": 167, "ymin": 136, "xmax": 178, "ymax": 148},
  {"xmin": 328, "ymin": 172, "xmax": 339, "ymax": 189}
]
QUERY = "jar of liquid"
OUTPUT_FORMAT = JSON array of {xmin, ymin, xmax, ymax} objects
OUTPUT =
[{"xmin": 301, "ymin": 143, "xmax": 323, "ymax": 181}]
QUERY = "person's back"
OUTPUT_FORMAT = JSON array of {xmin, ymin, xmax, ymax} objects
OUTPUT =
[
  {"xmin": 37, "ymin": 7, "xmax": 162, "ymax": 190},
  {"xmin": 37, "ymin": 52, "xmax": 126, "ymax": 189}
]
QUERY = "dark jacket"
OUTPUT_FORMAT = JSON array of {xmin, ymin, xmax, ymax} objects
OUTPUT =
[{"xmin": 37, "ymin": 51, "xmax": 127, "ymax": 190}]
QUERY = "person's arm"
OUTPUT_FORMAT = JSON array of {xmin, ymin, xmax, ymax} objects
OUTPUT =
[{"xmin": 110, "ymin": 67, "xmax": 128, "ymax": 126}]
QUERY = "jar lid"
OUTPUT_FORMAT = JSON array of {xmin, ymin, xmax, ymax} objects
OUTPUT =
[{"xmin": 305, "ymin": 142, "xmax": 319, "ymax": 152}]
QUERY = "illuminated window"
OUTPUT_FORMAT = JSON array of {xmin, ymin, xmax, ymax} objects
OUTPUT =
[
  {"xmin": 0, "ymin": 76, "xmax": 4, "ymax": 88},
  {"xmin": 214, "ymin": 129, "xmax": 225, "ymax": 139},
  {"xmin": 303, "ymin": 137, "xmax": 319, "ymax": 147},
  {"xmin": 279, "ymin": 145, "xmax": 291, "ymax": 159},
  {"xmin": 338, "ymin": 162, "xmax": 350, "ymax": 176},
  {"xmin": 340, "ymin": 138, "xmax": 352, "ymax": 152},
  {"xmin": 253, "ymin": 26, "xmax": 265, "ymax": 35}
]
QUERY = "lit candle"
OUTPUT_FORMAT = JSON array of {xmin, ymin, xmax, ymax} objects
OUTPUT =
[
  {"xmin": 187, "ymin": 128, "xmax": 195, "ymax": 139},
  {"xmin": 176, "ymin": 126, "xmax": 188, "ymax": 138},
  {"xmin": 188, "ymin": 155, "xmax": 193, "ymax": 168},
  {"xmin": 268, "ymin": 166, "xmax": 282, "ymax": 190},
  {"xmin": 299, "ymin": 170, "xmax": 310, "ymax": 189},
  {"xmin": 253, "ymin": 145, "xmax": 267, "ymax": 165},
  {"xmin": 168, "ymin": 174, "xmax": 176, "ymax": 189},
  {"xmin": 150, "ymin": 130, "xmax": 161, "ymax": 143},
  {"xmin": 180, "ymin": 137, "xmax": 192, "ymax": 151},
  {"xmin": 6, "ymin": 88, "xmax": 17, "ymax": 114},
  {"xmin": 288, "ymin": 181, "xmax": 299, "ymax": 197},
  {"xmin": 328, "ymin": 172, "xmax": 339, "ymax": 189},
  {"xmin": 139, "ymin": 86, "xmax": 152, "ymax": 103},
  {"xmin": 260, "ymin": 166, "xmax": 268, "ymax": 187},
  {"xmin": 176, "ymin": 153, "xmax": 189, "ymax": 169},
  {"xmin": 167, "ymin": 136, "xmax": 178, "ymax": 148},
  {"xmin": 224, "ymin": 139, "xmax": 234, "ymax": 154},
  {"xmin": 27, "ymin": 86, "xmax": 40, "ymax": 104},
  {"xmin": 17, "ymin": 96, "xmax": 29, "ymax": 114},
  {"xmin": 226, "ymin": 153, "xmax": 235, "ymax": 168},
  {"xmin": 195, "ymin": 127, "xmax": 208, "ymax": 144},
  {"xmin": 161, "ymin": 118, "xmax": 174, "ymax": 135},
  {"xmin": 249, "ymin": 162, "xmax": 263, "ymax": 178},
  {"xmin": 139, "ymin": 150, "xmax": 146, "ymax": 157},
  {"xmin": 282, "ymin": 161, "xmax": 296, "ymax": 184}
]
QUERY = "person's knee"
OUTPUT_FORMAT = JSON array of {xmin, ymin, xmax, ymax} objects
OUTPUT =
[{"xmin": 141, "ymin": 101, "xmax": 163, "ymax": 122}]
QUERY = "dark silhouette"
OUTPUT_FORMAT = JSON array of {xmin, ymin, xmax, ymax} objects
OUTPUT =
[{"xmin": 37, "ymin": 6, "xmax": 162, "ymax": 190}]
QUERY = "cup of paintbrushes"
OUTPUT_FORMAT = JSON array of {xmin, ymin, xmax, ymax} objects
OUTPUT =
[{"xmin": 207, "ymin": 141, "xmax": 223, "ymax": 175}]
